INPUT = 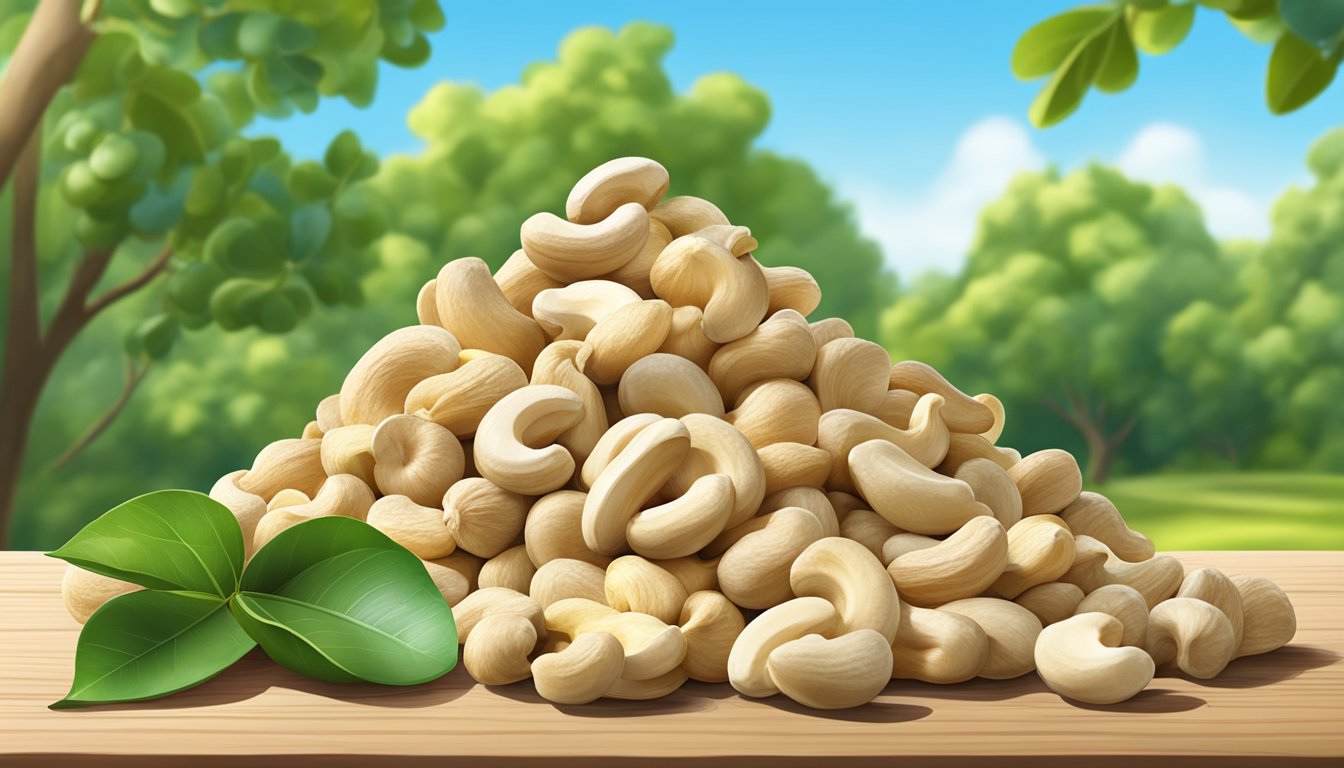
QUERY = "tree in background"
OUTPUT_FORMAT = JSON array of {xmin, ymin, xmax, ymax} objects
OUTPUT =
[
  {"xmin": 1013, "ymin": 0, "xmax": 1344, "ymax": 127},
  {"xmin": 882, "ymin": 165, "xmax": 1232, "ymax": 484},
  {"xmin": 375, "ymin": 22, "xmax": 892, "ymax": 338},
  {"xmin": 0, "ymin": 0, "xmax": 445, "ymax": 546}
]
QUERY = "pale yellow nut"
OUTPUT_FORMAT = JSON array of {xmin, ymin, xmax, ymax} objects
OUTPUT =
[
  {"xmin": 975, "ymin": 393, "xmax": 1007, "ymax": 444},
  {"xmin": 1062, "ymin": 536, "xmax": 1184, "ymax": 609},
  {"xmin": 565, "ymin": 156, "xmax": 670, "ymax": 224},
  {"xmin": 791, "ymin": 537, "xmax": 901, "ymax": 642},
  {"xmin": 452, "ymin": 587, "xmax": 546, "ymax": 646},
  {"xmin": 371, "ymin": 414, "xmax": 464, "ymax": 507},
  {"xmin": 872, "ymin": 389, "xmax": 919, "ymax": 429},
  {"xmin": 236, "ymin": 438, "xmax": 325, "ymax": 501},
  {"xmin": 652, "ymin": 555, "xmax": 721, "ymax": 594},
  {"xmin": 366, "ymin": 495, "xmax": 455, "ymax": 560},
  {"xmin": 725, "ymin": 379, "xmax": 821, "ymax": 449},
  {"xmin": 443, "ymin": 477, "xmax": 530, "ymax": 559},
  {"xmin": 578, "ymin": 413, "xmax": 662, "ymax": 490},
  {"xmin": 434, "ymin": 257, "xmax": 546, "ymax": 375},
  {"xmin": 339, "ymin": 325, "xmax": 461, "ymax": 426},
  {"xmin": 543, "ymin": 598, "xmax": 687, "ymax": 681},
  {"xmin": 697, "ymin": 224, "xmax": 758, "ymax": 256},
  {"xmin": 494, "ymin": 248, "xmax": 563, "ymax": 318},
  {"xmin": 604, "ymin": 556, "xmax": 689, "ymax": 624},
  {"xmin": 826, "ymin": 490, "xmax": 871, "ymax": 519},
  {"xmin": 1074, "ymin": 584, "xmax": 1149, "ymax": 647},
  {"xmin": 808, "ymin": 317, "xmax": 853, "ymax": 349},
  {"xmin": 531, "ymin": 631, "xmax": 626, "ymax": 705},
  {"xmin": 266, "ymin": 488, "xmax": 308, "ymax": 512},
  {"xmin": 315, "ymin": 393, "xmax": 343, "ymax": 433},
  {"xmin": 531, "ymin": 280, "xmax": 641, "ymax": 341},
  {"xmin": 1178, "ymin": 567, "xmax": 1245, "ymax": 651},
  {"xmin": 530, "ymin": 558, "xmax": 609, "ymax": 609},
  {"xmin": 1014, "ymin": 582, "xmax": 1085, "ymax": 626},
  {"xmin": 521, "ymin": 202, "xmax": 650, "ymax": 283},
  {"xmin": 576, "ymin": 299, "xmax": 674, "ymax": 385},
  {"xmin": 664, "ymin": 413, "xmax": 765, "ymax": 529},
  {"xmin": 478, "ymin": 545, "xmax": 536, "ymax": 595},
  {"xmin": 707, "ymin": 309, "xmax": 816, "ymax": 404},
  {"xmin": 727, "ymin": 596, "xmax": 838, "ymax": 698},
  {"xmin": 817, "ymin": 396, "xmax": 951, "ymax": 493},
  {"xmin": 423, "ymin": 551, "xmax": 483, "ymax": 605},
  {"xmin": 300, "ymin": 420, "xmax": 322, "ymax": 440},
  {"xmin": 759, "ymin": 486, "xmax": 839, "ymax": 538},
  {"xmin": 252, "ymin": 475, "xmax": 374, "ymax": 551},
  {"xmin": 880, "ymin": 533, "xmax": 940, "ymax": 565},
  {"xmin": 582, "ymin": 418, "xmax": 690, "ymax": 555},
  {"xmin": 1146, "ymin": 597, "xmax": 1237, "ymax": 679},
  {"xmin": 888, "ymin": 516, "xmax": 1008, "ymax": 607},
  {"xmin": 649, "ymin": 195, "xmax": 730, "ymax": 237},
  {"xmin": 319, "ymin": 425, "xmax": 375, "ymax": 488},
  {"xmin": 718, "ymin": 507, "xmax": 824, "ymax": 610},
  {"xmin": 888, "ymin": 360, "xmax": 994, "ymax": 433},
  {"xmin": 472, "ymin": 384, "xmax": 584, "ymax": 496},
  {"xmin": 954, "ymin": 457, "xmax": 1023, "ymax": 529},
  {"xmin": 891, "ymin": 605, "xmax": 988, "ymax": 684},
  {"xmin": 849, "ymin": 439, "xmax": 993, "ymax": 535},
  {"xmin": 1008, "ymin": 449, "xmax": 1083, "ymax": 517},
  {"xmin": 1229, "ymin": 574, "xmax": 1296, "ymax": 657},
  {"xmin": 209, "ymin": 470, "xmax": 267, "ymax": 558},
  {"xmin": 627, "ymin": 474, "xmax": 735, "ymax": 559},
  {"xmin": 531, "ymin": 341, "xmax": 609, "ymax": 465},
  {"xmin": 1059, "ymin": 491, "xmax": 1154, "ymax": 562},
  {"xmin": 679, "ymin": 590, "xmax": 746, "ymax": 683},
  {"xmin": 596, "ymin": 218, "xmax": 672, "ymax": 299},
  {"xmin": 766, "ymin": 631, "xmax": 894, "ymax": 710},
  {"xmin": 657, "ymin": 305, "xmax": 720, "ymax": 370},
  {"xmin": 937, "ymin": 597, "xmax": 1043, "ymax": 680},
  {"xmin": 62, "ymin": 565, "xmax": 141, "ymax": 624},
  {"xmin": 524, "ymin": 491, "xmax": 611, "ymax": 569},
  {"xmin": 988, "ymin": 515, "xmax": 1076, "ymax": 599},
  {"xmin": 618, "ymin": 353, "xmax": 725, "ymax": 419},
  {"xmin": 650, "ymin": 234, "xmax": 770, "ymax": 344},
  {"xmin": 761, "ymin": 264, "xmax": 821, "ymax": 317},
  {"xmin": 839, "ymin": 509, "xmax": 901, "ymax": 561},
  {"xmin": 939, "ymin": 432, "xmax": 1021, "ymax": 474},
  {"xmin": 758, "ymin": 442, "xmax": 831, "ymax": 496},
  {"xmin": 464, "ymin": 613, "xmax": 537, "ymax": 686},
  {"xmin": 1036, "ymin": 613, "xmax": 1155, "ymax": 705},
  {"xmin": 415, "ymin": 278, "xmax": 440, "ymax": 326},
  {"xmin": 811, "ymin": 337, "xmax": 891, "ymax": 414},
  {"xmin": 405, "ymin": 354, "xmax": 529, "ymax": 439}
]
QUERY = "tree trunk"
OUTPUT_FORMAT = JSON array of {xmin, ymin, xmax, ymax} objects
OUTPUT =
[{"xmin": 1040, "ymin": 393, "xmax": 1136, "ymax": 487}]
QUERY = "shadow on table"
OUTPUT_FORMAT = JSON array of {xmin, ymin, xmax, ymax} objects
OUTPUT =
[
  {"xmin": 1161, "ymin": 644, "xmax": 1340, "ymax": 689},
  {"xmin": 893, "ymin": 672, "xmax": 1207, "ymax": 713}
]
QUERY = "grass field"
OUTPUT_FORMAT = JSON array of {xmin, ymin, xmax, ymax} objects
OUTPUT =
[{"xmin": 1096, "ymin": 473, "xmax": 1344, "ymax": 551}]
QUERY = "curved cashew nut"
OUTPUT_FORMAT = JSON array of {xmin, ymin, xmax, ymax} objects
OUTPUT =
[
  {"xmin": 473, "ymin": 385, "xmax": 584, "ymax": 496},
  {"xmin": 597, "ymin": 218, "xmax": 672, "ymax": 299},
  {"xmin": 618, "ymin": 353, "xmax": 725, "ymax": 419},
  {"xmin": 762, "ymin": 264, "xmax": 821, "ymax": 317},
  {"xmin": 443, "ymin": 477, "xmax": 530, "ymax": 558},
  {"xmin": 544, "ymin": 598, "xmax": 687, "ymax": 681},
  {"xmin": 532, "ymin": 280, "xmax": 641, "ymax": 341},
  {"xmin": 707, "ymin": 309, "xmax": 816, "ymax": 404},
  {"xmin": 464, "ymin": 613, "xmax": 537, "ymax": 686},
  {"xmin": 494, "ymin": 248, "xmax": 563, "ymax": 317},
  {"xmin": 1145, "ymin": 597, "xmax": 1237, "ymax": 679},
  {"xmin": 849, "ymin": 438, "xmax": 993, "ymax": 534},
  {"xmin": 524, "ymin": 491, "xmax": 611, "ymax": 568},
  {"xmin": 881, "ymin": 533, "xmax": 939, "ymax": 564},
  {"xmin": 657, "ymin": 305, "xmax": 720, "ymax": 370},
  {"xmin": 566, "ymin": 157, "xmax": 670, "ymax": 224},
  {"xmin": 839, "ymin": 509, "xmax": 901, "ymax": 561},
  {"xmin": 578, "ymin": 413, "xmax": 663, "ymax": 489},
  {"xmin": 697, "ymin": 224, "xmax": 758, "ymax": 256},
  {"xmin": 1007, "ymin": 449, "xmax": 1083, "ymax": 517},
  {"xmin": 339, "ymin": 325, "xmax": 461, "ymax": 425},
  {"xmin": 423, "ymin": 551, "xmax": 483, "ymax": 605},
  {"xmin": 1178, "ymin": 567, "xmax": 1246, "ymax": 651},
  {"xmin": 530, "ymin": 558, "xmax": 609, "ymax": 609},
  {"xmin": 604, "ymin": 555, "xmax": 689, "ymax": 624},
  {"xmin": 520, "ymin": 202, "xmax": 651, "ymax": 282},
  {"xmin": 370, "ymin": 414, "xmax": 464, "ymax": 506},
  {"xmin": 809, "ymin": 317, "xmax": 854, "ymax": 349},
  {"xmin": 209, "ymin": 470, "xmax": 267, "ymax": 557},
  {"xmin": 1230, "ymin": 574, "xmax": 1296, "ymax": 658},
  {"xmin": 1014, "ymin": 582, "xmax": 1085, "ymax": 626},
  {"xmin": 791, "ymin": 537, "xmax": 901, "ymax": 642},
  {"xmin": 727, "ymin": 596, "xmax": 838, "ymax": 698},
  {"xmin": 664, "ymin": 413, "xmax": 765, "ymax": 530},
  {"xmin": 725, "ymin": 379, "xmax": 821, "ymax": 449},
  {"xmin": 766, "ymin": 631, "xmax": 894, "ymax": 710},
  {"xmin": 531, "ymin": 631, "xmax": 626, "ymax": 705},
  {"xmin": 1060, "ymin": 491, "xmax": 1154, "ymax": 562},
  {"xmin": 888, "ymin": 516, "xmax": 1008, "ymax": 607},
  {"xmin": 575, "ymin": 299, "xmax": 674, "ymax": 385},
  {"xmin": 236, "ymin": 438, "xmax": 326, "ymax": 501},
  {"xmin": 759, "ymin": 486, "xmax": 838, "ymax": 538},
  {"xmin": 416, "ymin": 279, "xmax": 439, "ymax": 325},
  {"xmin": 627, "ymin": 474, "xmax": 734, "ymax": 559},
  {"xmin": 758, "ymin": 441, "xmax": 831, "ymax": 496},
  {"xmin": 1062, "ymin": 536, "xmax": 1184, "ymax": 608},
  {"xmin": 366, "ymin": 495, "xmax": 455, "ymax": 560},
  {"xmin": 937, "ymin": 597, "xmax": 1043, "ymax": 680},
  {"xmin": 1074, "ymin": 584, "xmax": 1149, "ymax": 647},
  {"xmin": 811, "ymin": 337, "xmax": 891, "ymax": 414},
  {"xmin": 405, "ymin": 353, "xmax": 529, "ymax": 439},
  {"xmin": 888, "ymin": 360, "xmax": 994, "ymax": 433},
  {"xmin": 818, "ymin": 396, "xmax": 951, "ymax": 493},
  {"xmin": 976, "ymin": 393, "xmax": 1006, "ymax": 443},
  {"xmin": 531, "ymin": 341, "xmax": 609, "ymax": 465},
  {"xmin": 1036, "ymin": 613, "xmax": 1155, "ymax": 705},
  {"xmin": 650, "ymin": 234, "xmax": 770, "ymax": 343},
  {"xmin": 315, "ymin": 393, "xmax": 343, "ymax": 433},
  {"xmin": 479, "ymin": 545, "xmax": 536, "ymax": 594},
  {"xmin": 679, "ymin": 590, "xmax": 746, "ymax": 683},
  {"xmin": 451, "ymin": 587, "xmax": 547, "ymax": 645},
  {"xmin": 434, "ymin": 257, "xmax": 546, "ymax": 375},
  {"xmin": 649, "ymin": 195, "xmax": 730, "ymax": 237},
  {"xmin": 582, "ymin": 418, "xmax": 690, "ymax": 555},
  {"xmin": 717, "ymin": 507, "xmax": 824, "ymax": 610},
  {"xmin": 954, "ymin": 458, "xmax": 1023, "ymax": 529},
  {"xmin": 891, "ymin": 605, "xmax": 989, "ymax": 684},
  {"xmin": 873, "ymin": 388, "xmax": 919, "ymax": 428},
  {"xmin": 252, "ymin": 475, "xmax": 374, "ymax": 551},
  {"xmin": 988, "ymin": 515, "xmax": 1075, "ymax": 599},
  {"xmin": 319, "ymin": 425, "xmax": 375, "ymax": 488},
  {"xmin": 939, "ymin": 432, "xmax": 1021, "ymax": 474},
  {"xmin": 62, "ymin": 565, "xmax": 141, "ymax": 624}
]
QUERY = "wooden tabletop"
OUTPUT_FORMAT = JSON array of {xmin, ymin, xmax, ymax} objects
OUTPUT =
[{"xmin": 1, "ymin": 551, "xmax": 1340, "ymax": 767}]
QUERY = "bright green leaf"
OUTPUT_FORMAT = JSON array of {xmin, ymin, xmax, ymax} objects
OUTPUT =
[
  {"xmin": 185, "ymin": 165, "xmax": 225, "ymax": 216},
  {"xmin": 324, "ymin": 130, "xmax": 363, "ymax": 178},
  {"xmin": 1279, "ymin": 0, "xmax": 1344, "ymax": 53},
  {"xmin": 135, "ymin": 314, "xmax": 179, "ymax": 359},
  {"xmin": 1267, "ymin": 32, "xmax": 1341, "ymax": 114},
  {"xmin": 209, "ymin": 277, "xmax": 271, "ymax": 330},
  {"xmin": 1012, "ymin": 7, "xmax": 1118, "ymax": 80},
  {"xmin": 1029, "ymin": 32, "xmax": 1107, "ymax": 128},
  {"xmin": 1095, "ymin": 20, "xmax": 1139, "ymax": 93},
  {"xmin": 47, "ymin": 490, "xmax": 244, "ymax": 597},
  {"xmin": 409, "ymin": 0, "xmax": 445, "ymax": 32},
  {"xmin": 1132, "ymin": 3, "xmax": 1196, "ymax": 55},
  {"xmin": 289, "ymin": 204, "xmax": 332, "ymax": 262},
  {"xmin": 232, "ymin": 517, "xmax": 457, "ymax": 686},
  {"xmin": 383, "ymin": 33, "xmax": 431, "ymax": 68},
  {"xmin": 51, "ymin": 591, "xmax": 254, "ymax": 709}
]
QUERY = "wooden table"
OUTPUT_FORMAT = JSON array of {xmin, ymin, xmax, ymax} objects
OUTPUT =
[{"xmin": 1, "ymin": 551, "xmax": 1340, "ymax": 766}]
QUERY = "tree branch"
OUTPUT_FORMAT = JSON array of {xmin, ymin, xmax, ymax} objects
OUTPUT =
[
  {"xmin": 1109, "ymin": 412, "xmax": 1138, "ymax": 448},
  {"xmin": 40, "ymin": 248, "xmax": 113, "ymax": 368},
  {"xmin": 47, "ymin": 358, "xmax": 151, "ymax": 471},
  {"xmin": 8, "ymin": 127, "xmax": 40, "ymax": 349},
  {"xmin": 85, "ymin": 245, "xmax": 173, "ymax": 320}
]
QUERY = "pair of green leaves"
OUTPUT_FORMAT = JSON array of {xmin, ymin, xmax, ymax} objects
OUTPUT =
[{"xmin": 47, "ymin": 490, "xmax": 457, "ymax": 709}]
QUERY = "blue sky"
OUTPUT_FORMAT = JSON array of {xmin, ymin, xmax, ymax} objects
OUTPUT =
[{"xmin": 253, "ymin": 1, "xmax": 1342, "ymax": 277}]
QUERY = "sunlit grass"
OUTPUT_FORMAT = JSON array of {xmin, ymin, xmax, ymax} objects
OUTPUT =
[{"xmin": 1095, "ymin": 473, "xmax": 1344, "ymax": 551}]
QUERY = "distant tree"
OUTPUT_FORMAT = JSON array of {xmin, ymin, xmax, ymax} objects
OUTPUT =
[
  {"xmin": 373, "ymin": 22, "xmax": 892, "ymax": 338},
  {"xmin": 0, "ymin": 0, "xmax": 444, "ymax": 545},
  {"xmin": 882, "ymin": 164, "xmax": 1231, "ymax": 483},
  {"xmin": 1013, "ymin": 0, "xmax": 1344, "ymax": 127}
]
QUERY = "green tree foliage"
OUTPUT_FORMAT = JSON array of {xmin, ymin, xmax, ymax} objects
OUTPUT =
[
  {"xmin": 1013, "ymin": 0, "xmax": 1344, "ymax": 126},
  {"xmin": 882, "ymin": 164, "xmax": 1232, "ymax": 483},
  {"xmin": 374, "ymin": 23, "xmax": 891, "ymax": 337},
  {"xmin": 0, "ymin": 0, "xmax": 444, "ymax": 545}
]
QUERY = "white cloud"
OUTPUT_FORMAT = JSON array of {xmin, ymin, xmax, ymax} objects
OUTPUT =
[{"xmin": 845, "ymin": 118, "xmax": 1272, "ymax": 278}]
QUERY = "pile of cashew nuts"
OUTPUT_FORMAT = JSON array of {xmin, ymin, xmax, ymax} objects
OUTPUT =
[{"xmin": 62, "ymin": 157, "xmax": 1298, "ymax": 709}]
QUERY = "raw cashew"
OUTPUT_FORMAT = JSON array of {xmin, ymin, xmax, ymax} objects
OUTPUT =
[
  {"xmin": 988, "ymin": 515, "xmax": 1075, "ymax": 599},
  {"xmin": 531, "ymin": 632, "xmax": 626, "ymax": 705},
  {"xmin": 1229, "ymin": 574, "xmax": 1296, "ymax": 657},
  {"xmin": 530, "ymin": 341, "xmax": 609, "ymax": 465},
  {"xmin": 478, "ymin": 545, "xmax": 536, "ymax": 595},
  {"xmin": 472, "ymin": 384, "xmax": 584, "ymax": 496},
  {"xmin": 339, "ymin": 325, "xmax": 461, "ymax": 426},
  {"xmin": 1015, "ymin": 582, "xmax": 1085, "ymax": 626},
  {"xmin": 650, "ymin": 234, "xmax": 770, "ymax": 343},
  {"xmin": 937, "ymin": 597, "xmax": 1042, "ymax": 680},
  {"xmin": 818, "ymin": 396, "xmax": 951, "ymax": 492},
  {"xmin": 1035, "ymin": 613, "xmax": 1154, "ymax": 705},
  {"xmin": 707, "ymin": 309, "xmax": 816, "ymax": 404},
  {"xmin": 618, "ymin": 353, "xmax": 725, "ymax": 419},
  {"xmin": 887, "ymin": 516, "xmax": 1008, "ymax": 607},
  {"xmin": 371, "ymin": 414, "xmax": 464, "ymax": 507},
  {"xmin": 890, "ymin": 605, "xmax": 989, "ymax": 684},
  {"xmin": 725, "ymin": 379, "xmax": 821, "ymax": 449},
  {"xmin": 811, "ymin": 337, "xmax": 891, "ymax": 414},
  {"xmin": 1146, "ymin": 597, "xmax": 1236, "ymax": 679},
  {"xmin": 649, "ymin": 195, "xmax": 730, "ymax": 236},
  {"xmin": 404, "ymin": 353, "xmax": 529, "ymax": 438},
  {"xmin": 434, "ymin": 258, "xmax": 546, "ymax": 375},
  {"xmin": 531, "ymin": 280, "xmax": 640, "ymax": 341},
  {"xmin": 1060, "ymin": 491, "xmax": 1154, "ymax": 562},
  {"xmin": 520, "ymin": 202, "xmax": 651, "ymax": 282},
  {"xmin": 566, "ymin": 156, "xmax": 670, "ymax": 224},
  {"xmin": 888, "ymin": 360, "xmax": 994, "ymax": 433},
  {"xmin": 465, "ymin": 613, "xmax": 537, "ymax": 686},
  {"xmin": 717, "ymin": 507, "xmax": 824, "ymax": 609},
  {"xmin": 1074, "ymin": 584, "xmax": 1149, "ymax": 647},
  {"xmin": 1062, "ymin": 536, "xmax": 1184, "ymax": 608},
  {"xmin": 443, "ymin": 477, "xmax": 530, "ymax": 559},
  {"xmin": 679, "ymin": 590, "xmax": 746, "ymax": 683},
  {"xmin": 1008, "ymin": 449, "xmax": 1083, "ymax": 517},
  {"xmin": 849, "ymin": 438, "xmax": 992, "ymax": 534},
  {"xmin": 366, "ymin": 495, "xmax": 455, "ymax": 560}
]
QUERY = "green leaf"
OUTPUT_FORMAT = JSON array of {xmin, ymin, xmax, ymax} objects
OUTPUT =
[
  {"xmin": 1028, "ymin": 31, "xmax": 1108, "ymax": 128},
  {"xmin": 62, "ymin": 161, "xmax": 108, "ymax": 208},
  {"xmin": 1267, "ymin": 31, "xmax": 1341, "ymax": 114},
  {"xmin": 256, "ymin": 291, "xmax": 299, "ymax": 333},
  {"xmin": 1095, "ymin": 19, "xmax": 1139, "ymax": 93},
  {"xmin": 47, "ymin": 490, "xmax": 244, "ymax": 598},
  {"xmin": 135, "ymin": 314, "xmax": 179, "ymax": 359},
  {"xmin": 1132, "ymin": 3, "xmax": 1196, "ymax": 55},
  {"xmin": 52, "ymin": 591, "xmax": 254, "ymax": 709},
  {"xmin": 289, "ymin": 203, "xmax": 332, "ymax": 261},
  {"xmin": 1280, "ymin": 0, "xmax": 1344, "ymax": 54},
  {"xmin": 324, "ymin": 130, "xmax": 363, "ymax": 178},
  {"xmin": 1012, "ymin": 7, "xmax": 1118, "ymax": 80},
  {"xmin": 89, "ymin": 135, "xmax": 141, "ymax": 181},
  {"xmin": 409, "ymin": 0, "xmax": 445, "ymax": 32},
  {"xmin": 128, "ymin": 70, "xmax": 208, "ymax": 166},
  {"xmin": 232, "ymin": 517, "xmax": 457, "ymax": 686}
]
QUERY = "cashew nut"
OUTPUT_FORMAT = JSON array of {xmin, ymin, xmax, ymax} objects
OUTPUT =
[
  {"xmin": 1007, "ymin": 449, "xmax": 1083, "ymax": 517},
  {"xmin": 582, "ymin": 417, "xmax": 690, "ymax": 555},
  {"xmin": 618, "ymin": 353, "xmax": 725, "ymax": 419},
  {"xmin": 339, "ymin": 325, "xmax": 462, "ymax": 425},
  {"xmin": 791, "ymin": 537, "xmax": 901, "ymax": 642},
  {"xmin": 811, "ymin": 337, "xmax": 891, "ymax": 414},
  {"xmin": 62, "ymin": 565, "xmax": 141, "ymax": 624},
  {"xmin": 766, "ymin": 631, "xmax": 893, "ymax": 709},
  {"xmin": 370, "ymin": 414, "xmax": 464, "ymax": 506},
  {"xmin": 494, "ymin": 248, "xmax": 563, "ymax": 317},
  {"xmin": 251, "ymin": 474, "xmax": 374, "ymax": 551},
  {"xmin": 1062, "ymin": 536, "xmax": 1184, "ymax": 608},
  {"xmin": 888, "ymin": 516, "xmax": 1008, "ymax": 607},
  {"xmin": 1059, "ymin": 491, "xmax": 1154, "ymax": 562},
  {"xmin": 650, "ymin": 195, "xmax": 730, "ymax": 237},
  {"xmin": 758, "ymin": 442, "xmax": 831, "ymax": 496},
  {"xmin": 954, "ymin": 457, "xmax": 1023, "ymax": 529},
  {"xmin": 1178, "ymin": 567, "xmax": 1245, "ymax": 651},
  {"xmin": 520, "ymin": 202, "xmax": 651, "ymax": 282},
  {"xmin": 472, "ymin": 384, "xmax": 584, "ymax": 496},
  {"xmin": 890, "ymin": 605, "xmax": 989, "ymax": 684},
  {"xmin": 604, "ymin": 555, "xmax": 689, "ymax": 624},
  {"xmin": 664, "ymin": 413, "xmax": 765, "ymax": 529},
  {"xmin": 404, "ymin": 353, "xmax": 529, "ymax": 439},
  {"xmin": 576, "ymin": 299, "xmax": 674, "ymax": 385},
  {"xmin": 1035, "ymin": 613, "xmax": 1155, "ymax": 704},
  {"xmin": 433, "ymin": 257, "xmax": 546, "ymax": 375},
  {"xmin": 524, "ymin": 491, "xmax": 610, "ymax": 569},
  {"xmin": 464, "ymin": 613, "xmax": 538, "ymax": 686},
  {"xmin": 650, "ymin": 234, "xmax": 770, "ymax": 343},
  {"xmin": 366, "ymin": 495, "xmax": 455, "ymax": 560},
  {"xmin": 717, "ymin": 507, "xmax": 824, "ymax": 609},
  {"xmin": 888, "ymin": 360, "xmax": 994, "ymax": 433},
  {"xmin": 1145, "ymin": 597, "xmax": 1236, "ymax": 679},
  {"xmin": 478, "ymin": 545, "xmax": 536, "ymax": 595},
  {"xmin": 532, "ymin": 280, "xmax": 641, "ymax": 340},
  {"xmin": 530, "ymin": 558, "xmax": 609, "ymax": 609},
  {"xmin": 679, "ymin": 590, "xmax": 746, "ymax": 683},
  {"xmin": 727, "ymin": 596, "xmax": 838, "ymax": 697},
  {"xmin": 530, "ymin": 341, "xmax": 609, "ymax": 465},
  {"xmin": 707, "ymin": 309, "xmax": 816, "ymax": 404},
  {"xmin": 808, "ymin": 317, "xmax": 853, "ymax": 349},
  {"xmin": 1074, "ymin": 584, "xmax": 1149, "ymax": 647},
  {"xmin": 443, "ymin": 477, "xmax": 530, "ymax": 559},
  {"xmin": 531, "ymin": 631, "xmax": 626, "ymax": 705},
  {"xmin": 938, "ymin": 597, "xmax": 1043, "ymax": 680},
  {"xmin": 657, "ymin": 304, "xmax": 720, "ymax": 370},
  {"xmin": 849, "ymin": 438, "xmax": 993, "ymax": 534},
  {"xmin": 1229, "ymin": 574, "xmax": 1296, "ymax": 657},
  {"xmin": 725, "ymin": 378, "xmax": 821, "ymax": 449},
  {"xmin": 762, "ymin": 265, "xmax": 821, "ymax": 317},
  {"xmin": 818, "ymin": 395, "xmax": 951, "ymax": 492},
  {"xmin": 236, "ymin": 438, "xmax": 325, "ymax": 501},
  {"xmin": 319, "ymin": 425, "xmax": 376, "ymax": 488},
  {"xmin": 988, "ymin": 514, "xmax": 1076, "ymax": 599}
]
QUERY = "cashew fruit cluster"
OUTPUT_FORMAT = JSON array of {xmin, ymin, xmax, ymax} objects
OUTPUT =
[{"xmin": 63, "ymin": 157, "xmax": 1298, "ymax": 709}]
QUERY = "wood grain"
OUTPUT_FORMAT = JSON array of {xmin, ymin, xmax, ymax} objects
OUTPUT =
[{"xmin": 1, "ymin": 551, "xmax": 1340, "ymax": 767}]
